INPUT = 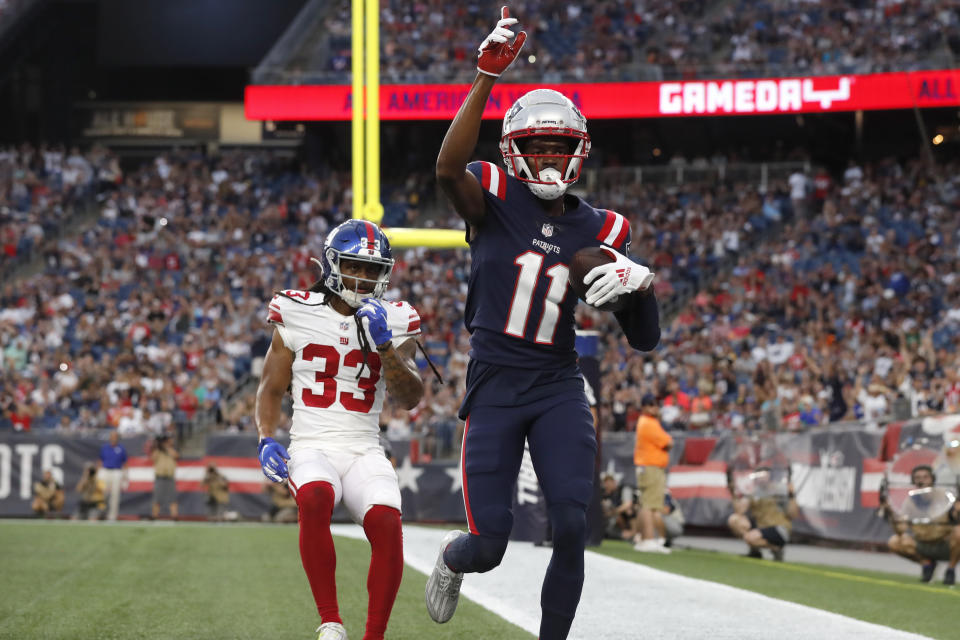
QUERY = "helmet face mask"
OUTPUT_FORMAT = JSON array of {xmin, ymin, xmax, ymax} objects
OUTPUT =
[
  {"xmin": 500, "ymin": 89, "xmax": 591, "ymax": 201},
  {"xmin": 318, "ymin": 220, "xmax": 394, "ymax": 308}
]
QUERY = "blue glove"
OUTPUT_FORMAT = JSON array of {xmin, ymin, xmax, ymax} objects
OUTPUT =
[
  {"xmin": 258, "ymin": 437, "xmax": 289, "ymax": 483},
  {"xmin": 357, "ymin": 298, "xmax": 393, "ymax": 347}
]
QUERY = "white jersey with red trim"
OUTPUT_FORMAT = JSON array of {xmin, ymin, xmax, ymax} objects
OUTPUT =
[{"xmin": 266, "ymin": 290, "xmax": 421, "ymax": 452}]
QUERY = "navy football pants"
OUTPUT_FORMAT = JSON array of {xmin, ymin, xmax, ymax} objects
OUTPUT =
[
  {"xmin": 447, "ymin": 392, "xmax": 596, "ymax": 639},
  {"xmin": 460, "ymin": 392, "xmax": 596, "ymax": 540}
]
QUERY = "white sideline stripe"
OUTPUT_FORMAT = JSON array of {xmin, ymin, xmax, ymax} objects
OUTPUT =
[
  {"xmin": 126, "ymin": 467, "xmax": 264, "ymax": 483},
  {"xmin": 602, "ymin": 212, "xmax": 624, "ymax": 245},
  {"xmin": 330, "ymin": 524, "xmax": 933, "ymax": 640},
  {"xmin": 668, "ymin": 470, "xmax": 728, "ymax": 487}
]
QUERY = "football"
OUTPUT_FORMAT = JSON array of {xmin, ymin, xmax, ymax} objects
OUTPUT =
[{"xmin": 568, "ymin": 246, "xmax": 627, "ymax": 312}]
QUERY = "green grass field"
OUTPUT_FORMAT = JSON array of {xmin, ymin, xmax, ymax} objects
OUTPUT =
[
  {"xmin": 3, "ymin": 521, "xmax": 957, "ymax": 639},
  {"xmin": 596, "ymin": 540, "xmax": 959, "ymax": 640},
  {"xmin": 0, "ymin": 521, "xmax": 531, "ymax": 640}
]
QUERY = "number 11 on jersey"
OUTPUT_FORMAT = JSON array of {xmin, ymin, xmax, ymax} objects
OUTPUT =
[{"xmin": 504, "ymin": 251, "xmax": 569, "ymax": 345}]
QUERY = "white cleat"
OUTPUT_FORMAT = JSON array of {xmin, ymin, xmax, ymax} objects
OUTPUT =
[
  {"xmin": 425, "ymin": 529, "xmax": 466, "ymax": 623},
  {"xmin": 316, "ymin": 622, "xmax": 348, "ymax": 640},
  {"xmin": 633, "ymin": 538, "xmax": 671, "ymax": 554}
]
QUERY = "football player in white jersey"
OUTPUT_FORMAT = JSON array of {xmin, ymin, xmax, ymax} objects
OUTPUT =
[{"xmin": 255, "ymin": 219, "xmax": 424, "ymax": 640}]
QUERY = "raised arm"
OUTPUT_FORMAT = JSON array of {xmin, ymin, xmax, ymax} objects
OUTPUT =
[{"xmin": 435, "ymin": 6, "xmax": 527, "ymax": 228}]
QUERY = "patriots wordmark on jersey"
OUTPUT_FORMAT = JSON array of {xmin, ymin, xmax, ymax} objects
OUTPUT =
[
  {"xmin": 464, "ymin": 160, "xmax": 631, "ymax": 369},
  {"xmin": 267, "ymin": 290, "xmax": 421, "ymax": 449}
]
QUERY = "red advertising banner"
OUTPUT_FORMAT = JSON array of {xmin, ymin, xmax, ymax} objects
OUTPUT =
[{"xmin": 245, "ymin": 69, "xmax": 960, "ymax": 121}]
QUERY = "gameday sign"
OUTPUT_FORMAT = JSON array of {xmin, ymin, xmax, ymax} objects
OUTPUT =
[{"xmin": 245, "ymin": 69, "xmax": 960, "ymax": 121}]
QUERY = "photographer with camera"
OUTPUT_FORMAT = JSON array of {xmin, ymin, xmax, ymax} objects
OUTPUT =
[
  {"xmin": 263, "ymin": 479, "xmax": 298, "ymax": 523},
  {"xmin": 600, "ymin": 472, "xmax": 637, "ymax": 541},
  {"xmin": 883, "ymin": 464, "xmax": 960, "ymax": 585},
  {"xmin": 75, "ymin": 462, "xmax": 106, "ymax": 520},
  {"xmin": 151, "ymin": 433, "xmax": 179, "ymax": 520},
  {"xmin": 727, "ymin": 466, "xmax": 798, "ymax": 561},
  {"xmin": 32, "ymin": 469, "xmax": 64, "ymax": 518},
  {"xmin": 202, "ymin": 462, "xmax": 230, "ymax": 521}
]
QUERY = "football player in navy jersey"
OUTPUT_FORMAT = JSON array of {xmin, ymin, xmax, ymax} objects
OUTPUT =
[{"xmin": 424, "ymin": 7, "xmax": 660, "ymax": 640}]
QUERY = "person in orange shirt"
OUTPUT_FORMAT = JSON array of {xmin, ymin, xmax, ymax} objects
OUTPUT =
[{"xmin": 633, "ymin": 393, "xmax": 673, "ymax": 553}]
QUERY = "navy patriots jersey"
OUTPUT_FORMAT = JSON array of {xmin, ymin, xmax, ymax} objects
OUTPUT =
[{"xmin": 463, "ymin": 160, "xmax": 632, "ymax": 370}]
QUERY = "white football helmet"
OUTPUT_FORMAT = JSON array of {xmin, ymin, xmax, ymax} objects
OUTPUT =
[{"xmin": 499, "ymin": 89, "xmax": 591, "ymax": 200}]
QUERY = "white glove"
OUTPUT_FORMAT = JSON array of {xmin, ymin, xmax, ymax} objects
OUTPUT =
[{"xmin": 583, "ymin": 246, "xmax": 655, "ymax": 307}]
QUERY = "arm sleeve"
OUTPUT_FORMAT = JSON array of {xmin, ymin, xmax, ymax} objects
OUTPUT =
[
  {"xmin": 614, "ymin": 288, "xmax": 661, "ymax": 352},
  {"xmin": 611, "ymin": 223, "xmax": 660, "ymax": 351}
]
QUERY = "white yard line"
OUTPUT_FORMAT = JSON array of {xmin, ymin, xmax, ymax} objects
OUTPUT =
[{"xmin": 332, "ymin": 524, "xmax": 933, "ymax": 640}]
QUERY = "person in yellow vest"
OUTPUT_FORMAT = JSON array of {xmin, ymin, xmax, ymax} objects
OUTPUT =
[
  {"xmin": 884, "ymin": 464, "xmax": 959, "ymax": 585},
  {"xmin": 32, "ymin": 469, "xmax": 64, "ymax": 517},
  {"xmin": 75, "ymin": 462, "xmax": 106, "ymax": 520},
  {"xmin": 727, "ymin": 466, "xmax": 798, "ymax": 561},
  {"xmin": 202, "ymin": 462, "xmax": 231, "ymax": 521},
  {"xmin": 633, "ymin": 393, "xmax": 673, "ymax": 553},
  {"xmin": 151, "ymin": 434, "xmax": 179, "ymax": 519}
]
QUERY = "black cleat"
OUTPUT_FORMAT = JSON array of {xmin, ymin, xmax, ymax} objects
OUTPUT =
[
  {"xmin": 921, "ymin": 561, "xmax": 937, "ymax": 583},
  {"xmin": 944, "ymin": 568, "xmax": 955, "ymax": 586},
  {"xmin": 745, "ymin": 548, "xmax": 763, "ymax": 559}
]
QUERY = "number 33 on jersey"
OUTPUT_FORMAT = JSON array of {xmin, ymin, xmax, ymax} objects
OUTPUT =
[{"xmin": 267, "ymin": 290, "xmax": 421, "ymax": 444}]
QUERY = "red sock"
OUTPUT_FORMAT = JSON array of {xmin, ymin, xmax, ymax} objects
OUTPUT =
[
  {"xmin": 361, "ymin": 505, "xmax": 403, "ymax": 640},
  {"xmin": 296, "ymin": 481, "xmax": 341, "ymax": 625}
]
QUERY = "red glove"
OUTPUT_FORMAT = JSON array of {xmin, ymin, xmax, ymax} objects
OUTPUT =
[{"xmin": 477, "ymin": 6, "xmax": 527, "ymax": 78}]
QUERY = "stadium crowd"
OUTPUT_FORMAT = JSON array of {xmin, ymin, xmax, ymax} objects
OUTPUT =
[
  {"xmin": 0, "ymin": 149, "xmax": 362, "ymax": 437},
  {"xmin": 589, "ymin": 157, "xmax": 960, "ymax": 433},
  {"xmin": 0, "ymin": 143, "xmax": 120, "ymax": 277},
  {"xmin": 316, "ymin": 0, "xmax": 959, "ymax": 83},
  {"xmin": 2, "ymin": 147, "xmax": 959, "ymax": 462},
  {"xmin": 0, "ymin": 146, "xmax": 772, "ymax": 442}
]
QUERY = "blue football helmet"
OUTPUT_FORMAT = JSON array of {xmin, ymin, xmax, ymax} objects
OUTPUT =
[{"xmin": 315, "ymin": 220, "xmax": 395, "ymax": 307}]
